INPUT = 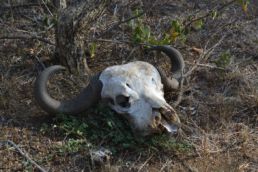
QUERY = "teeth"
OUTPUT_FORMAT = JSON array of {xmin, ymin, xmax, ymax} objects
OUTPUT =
[
  {"xmin": 159, "ymin": 104, "xmax": 180, "ymax": 134},
  {"xmin": 160, "ymin": 104, "xmax": 181, "ymax": 124},
  {"xmin": 161, "ymin": 119, "xmax": 178, "ymax": 133}
]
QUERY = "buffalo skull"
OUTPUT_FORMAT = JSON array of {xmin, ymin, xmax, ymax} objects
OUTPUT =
[{"xmin": 35, "ymin": 46, "xmax": 185, "ymax": 136}]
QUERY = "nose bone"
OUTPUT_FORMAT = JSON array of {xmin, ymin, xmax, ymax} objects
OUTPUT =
[{"xmin": 152, "ymin": 111, "xmax": 162, "ymax": 127}]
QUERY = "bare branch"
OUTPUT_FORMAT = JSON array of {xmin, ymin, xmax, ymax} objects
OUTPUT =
[
  {"xmin": 97, "ymin": 0, "xmax": 159, "ymax": 38},
  {"xmin": 0, "ymin": 35, "xmax": 55, "ymax": 46},
  {"xmin": 173, "ymin": 35, "xmax": 226, "ymax": 107},
  {"xmin": 184, "ymin": 35, "xmax": 226, "ymax": 78},
  {"xmin": 184, "ymin": 0, "xmax": 237, "ymax": 29},
  {"xmin": 1, "ymin": 140, "xmax": 48, "ymax": 172}
]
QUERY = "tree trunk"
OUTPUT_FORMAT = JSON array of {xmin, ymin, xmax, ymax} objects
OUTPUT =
[{"xmin": 55, "ymin": 0, "xmax": 107, "ymax": 74}]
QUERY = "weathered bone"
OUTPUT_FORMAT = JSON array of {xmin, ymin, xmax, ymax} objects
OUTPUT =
[
  {"xmin": 99, "ymin": 61, "xmax": 181, "ymax": 136},
  {"xmin": 149, "ymin": 46, "xmax": 185, "ymax": 90},
  {"xmin": 35, "ymin": 46, "xmax": 185, "ymax": 136},
  {"xmin": 34, "ymin": 65, "xmax": 102, "ymax": 114}
]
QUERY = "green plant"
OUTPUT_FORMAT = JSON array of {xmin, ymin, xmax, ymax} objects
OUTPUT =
[
  {"xmin": 42, "ymin": 15, "xmax": 57, "ymax": 29},
  {"xmin": 169, "ymin": 19, "xmax": 188, "ymax": 42},
  {"xmin": 215, "ymin": 50, "xmax": 232, "ymax": 68},
  {"xmin": 89, "ymin": 42, "xmax": 97, "ymax": 58},
  {"xmin": 238, "ymin": 0, "xmax": 250, "ymax": 12},
  {"xmin": 56, "ymin": 139, "xmax": 91, "ymax": 154},
  {"xmin": 192, "ymin": 19, "xmax": 204, "ymax": 30},
  {"xmin": 149, "ymin": 134, "xmax": 193, "ymax": 153},
  {"xmin": 54, "ymin": 114, "xmax": 89, "ymax": 138},
  {"xmin": 129, "ymin": 9, "xmax": 172, "ymax": 45},
  {"xmin": 22, "ymin": 160, "xmax": 33, "ymax": 172},
  {"xmin": 42, "ymin": 104, "xmax": 193, "ymax": 155}
]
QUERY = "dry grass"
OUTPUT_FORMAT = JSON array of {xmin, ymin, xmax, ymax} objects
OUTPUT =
[{"xmin": 0, "ymin": 0, "xmax": 258, "ymax": 171}]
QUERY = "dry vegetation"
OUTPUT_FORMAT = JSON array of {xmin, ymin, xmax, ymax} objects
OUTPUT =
[{"xmin": 0, "ymin": 0, "xmax": 258, "ymax": 171}]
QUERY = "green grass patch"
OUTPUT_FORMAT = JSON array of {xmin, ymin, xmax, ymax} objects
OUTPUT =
[{"xmin": 40, "ymin": 104, "xmax": 193, "ymax": 155}]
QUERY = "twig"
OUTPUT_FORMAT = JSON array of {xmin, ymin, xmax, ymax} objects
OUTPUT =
[
  {"xmin": 137, "ymin": 154, "xmax": 153, "ymax": 172},
  {"xmin": 41, "ymin": 0, "xmax": 53, "ymax": 16},
  {"xmin": 1, "ymin": 140, "xmax": 48, "ymax": 172},
  {"xmin": 174, "ymin": 154, "xmax": 198, "ymax": 172},
  {"xmin": 184, "ymin": 0, "xmax": 237, "ymax": 29},
  {"xmin": 173, "ymin": 77, "xmax": 185, "ymax": 107},
  {"xmin": 184, "ymin": 35, "xmax": 226, "ymax": 78},
  {"xmin": 97, "ymin": 0, "xmax": 159, "ymax": 38},
  {"xmin": 185, "ymin": 61, "xmax": 225, "ymax": 70},
  {"xmin": 87, "ymin": 38, "xmax": 152, "ymax": 47},
  {"xmin": 1, "ymin": 3, "xmax": 42, "ymax": 9},
  {"xmin": 159, "ymin": 160, "xmax": 172, "ymax": 171},
  {"xmin": 0, "ymin": 35, "xmax": 55, "ymax": 45},
  {"xmin": 173, "ymin": 35, "xmax": 226, "ymax": 107},
  {"xmin": 97, "ymin": 11, "xmax": 146, "ymax": 38}
]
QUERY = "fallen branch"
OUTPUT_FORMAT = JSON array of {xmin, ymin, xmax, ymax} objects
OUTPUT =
[
  {"xmin": 1, "ymin": 3, "xmax": 42, "ymax": 9},
  {"xmin": 0, "ymin": 35, "xmax": 55, "ymax": 46},
  {"xmin": 185, "ymin": 61, "xmax": 225, "ymax": 70},
  {"xmin": 0, "ymin": 140, "xmax": 48, "ymax": 172}
]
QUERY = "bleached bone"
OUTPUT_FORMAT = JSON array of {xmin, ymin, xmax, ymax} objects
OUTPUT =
[{"xmin": 35, "ymin": 46, "xmax": 184, "ymax": 136}]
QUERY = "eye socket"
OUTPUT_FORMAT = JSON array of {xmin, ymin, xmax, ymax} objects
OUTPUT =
[
  {"xmin": 116, "ymin": 95, "xmax": 130, "ymax": 108},
  {"xmin": 126, "ymin": 83, "xmax": 131, "ymax": 88}
]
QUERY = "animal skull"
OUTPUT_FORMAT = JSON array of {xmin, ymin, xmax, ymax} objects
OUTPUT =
[
  {"xmin": 100, "ymin": 61, "xmax": 180, "ymax": 136},
  {"xmin": 34, "ymin": 46, "xmax": 185, "ymax": 136}
]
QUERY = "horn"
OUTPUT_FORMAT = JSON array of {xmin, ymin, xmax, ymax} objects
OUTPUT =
[
  {"xmin": 35, "ymin": 65, "xmax": 102, "ymax": 115},
  {"xmin": 149, "ymin": 45, "xmax": 185, "ymax": 90}
]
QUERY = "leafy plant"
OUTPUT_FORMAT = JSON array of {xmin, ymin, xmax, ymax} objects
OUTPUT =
[
  {"xmin": 43, "ymin": 106, "xmax": 192, "ymax": 155},
  {"xmin": 238, "ymin": 0, "xmax": 250, "ymax": 12},
  {"xmin": 54, "ymin": 114, "xmax": 89, "ymax": 138},
  {"xmin": 42, "ymin": 15, "xmax": 57, "ymax": 29},
  {"xmin": 56, "ymin": 139, "xmax": 90, "ymax": 154},
  {"xmin": 149, "ymin": 134, "xmax": 192, "ymax": 153},
  {"xmin": 169, "ymin": 20, "xmax": 187, "ymax": 42},
  {"xmin": 211, "ymin": 10, "xmax": 218, "ymax": 20},
  {"xmin": 129, "ymin": 9, "xmax": 172, "ymax": 45},
  {"xmin": 215, "ymin": 50, "xmax": 232, "ymax": 68},
  {"xmin": 192, "ymin": 19, "xmax": 204, "ymax": 30},
  {"xmin": 89, "ymin": 42, "xmax": 97, "ymax": 58}
]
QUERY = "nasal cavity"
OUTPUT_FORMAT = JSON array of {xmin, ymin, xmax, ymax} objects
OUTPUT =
[
  {"xmin": 154, "ymin": 114, "xmax": 161, "ymax": 122},
  {"xmin": 116, "ymin": 95, "xmax": 130, "ymax": 108}
]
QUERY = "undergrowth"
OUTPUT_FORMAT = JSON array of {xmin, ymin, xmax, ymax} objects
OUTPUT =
[{"xmin": 40, "ymin": 104, "xmax": 192, "ymax": 155}]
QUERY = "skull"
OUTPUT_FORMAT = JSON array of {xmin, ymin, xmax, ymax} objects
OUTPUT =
[
  {"xmin": 100, "ymin": 61, "xmax": 180, "ymax": 136},
  {"xmin": 34, "ymin": 46, "xmax": 184, "ymax": 137}
]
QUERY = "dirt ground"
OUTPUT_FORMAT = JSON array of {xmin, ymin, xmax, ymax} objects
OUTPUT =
[{"xmin": 0, "ymin": 0, "xmax": 257, "ymax": 171}]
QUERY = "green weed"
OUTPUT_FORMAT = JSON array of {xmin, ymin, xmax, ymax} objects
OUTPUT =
[
  {"xmin": 215, "ymin": 50, "xmax": 232, "ymax": 68},
  {"xmin": 129, "ymin": 10, "xmax": 176, "ymax": 45},
  {"xmin": 41, "ymin": 104, "xmax": 193, "ymax": 155},
  {"xmin": 56, "ymin": 139, "xmax": 91, "ymax": 154},
  {"xmin": 149, "ymin": 134, "xmax": 192, "ymax": 153}
]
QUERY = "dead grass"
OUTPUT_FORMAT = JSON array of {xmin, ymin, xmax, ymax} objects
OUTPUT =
[{"xmin": 0, "ymin": 0, "xmax": 258, "ymax": 171}]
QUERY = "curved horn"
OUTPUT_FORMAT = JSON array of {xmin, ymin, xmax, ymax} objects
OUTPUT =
[
  {"xmin": 35, "ymin": 65, "xmax": 102, "ymax": 115},
  {"xmin": 149, "ymin": 45, "xmax": 185, "ymax": 90}
]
